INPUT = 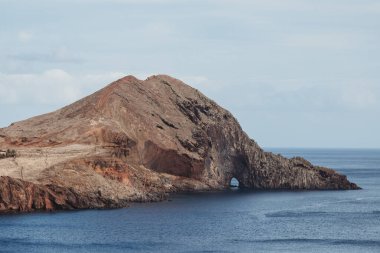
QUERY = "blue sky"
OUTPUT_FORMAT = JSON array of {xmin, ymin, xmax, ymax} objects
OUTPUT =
[{"xmin": 1, "ymin": 0, "xmax": 379, "ymax": 148}]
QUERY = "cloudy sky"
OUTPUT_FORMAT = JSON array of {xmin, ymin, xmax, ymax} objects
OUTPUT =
[{"xmin": 1, "ymin": 0, "xmax": 379, "ymax": 148}]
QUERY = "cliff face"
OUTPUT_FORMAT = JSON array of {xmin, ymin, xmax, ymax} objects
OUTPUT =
[
  {"xmin": 0, "ymin": 75, "xmax": 359, "ymax": 213},
  {"xmin": 0, "ymin": 176, "xmax": 123, "ymax": 213}
]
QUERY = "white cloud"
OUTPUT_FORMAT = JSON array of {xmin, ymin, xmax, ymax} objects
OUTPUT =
[
  {"xmin": 1, "ymin": 0, "xmax": 182, "ymax": 4},
  {"xmin": 340, "ymin": 82, "xmax": 378, "ymax": 109},
  {"xmin": 53, "ymin": 46, "xmax": 75, "ymax": 62},
  {"xmin": 181, "ymin": 75, "xmax": 210, "ymax": 87},
  {"xmin": 9, "ymin": 46, "xmax": 82, "ymax": 63},
  {"xmin": 211, "ymin": 78, "xmax": 380, "ymax": 113},
  {"xmin": 1, "ymin": 70, "xmax": 377, "ymax": 114},
  {"xmin": 213, "ymin": 0, "xmax": 380, "ymax": 13},
  {"xmin": 0, "ymin": 70, "xmax": 126, "ymax": 105},
  {"xmin": 17, "ymin": 31, "xmax": 33, "ymax": 42},
  {"xmin": 282, "ymin": 33, "xmax": 359, "ymax": 49},
  {"xmin": 136, "ymin": 22, "xmax": 176, "ymax": 44}
]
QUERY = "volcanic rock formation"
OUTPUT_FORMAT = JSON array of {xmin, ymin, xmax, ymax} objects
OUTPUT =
[{"xmin": 0, "ymin": 75, "xmax": 359, "ymax": 213}]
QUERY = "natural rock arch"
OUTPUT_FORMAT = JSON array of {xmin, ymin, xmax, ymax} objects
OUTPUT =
[{"xmin": 229, "ymin": 177, "xmax": 240, "ymax": 188}]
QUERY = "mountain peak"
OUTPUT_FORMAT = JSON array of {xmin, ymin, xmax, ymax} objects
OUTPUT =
[{"xmin": 116, "ymin": 75, "xmax": 140, "ymax": 83}]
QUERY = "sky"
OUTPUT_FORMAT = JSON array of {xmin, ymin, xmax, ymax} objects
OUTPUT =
[{"xmin": 1, "ymin": 0, "xmax": 379, "ymax": 148}]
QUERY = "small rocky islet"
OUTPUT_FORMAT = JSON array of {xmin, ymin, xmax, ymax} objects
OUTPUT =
[{"xmin": 0, "ymin": 75, "xmax": 359, "ymax": 213}]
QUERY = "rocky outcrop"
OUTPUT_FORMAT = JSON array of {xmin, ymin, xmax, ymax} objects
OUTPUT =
[
  {"xmin": 0, "ymin": 176, "xmax": 123, "ymax": 213},
  {"xmin": 0, "ymin": 75, "xmax": 359, "ymax": 213}
]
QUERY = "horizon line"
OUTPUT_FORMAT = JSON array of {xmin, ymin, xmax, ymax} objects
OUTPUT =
[{"xmin": 264, "ymin": 147, "xmax": 380, "ymax": 150}]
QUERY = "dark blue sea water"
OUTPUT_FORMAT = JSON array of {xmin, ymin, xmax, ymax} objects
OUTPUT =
[{"xmin": 0, "ymin": 148, "xmax": 379, "ymax": 253}]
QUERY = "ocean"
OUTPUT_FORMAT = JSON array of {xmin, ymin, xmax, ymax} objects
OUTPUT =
[{"xmin": 0, "ymin": 148, "xmax": 379, "ymax": 253}]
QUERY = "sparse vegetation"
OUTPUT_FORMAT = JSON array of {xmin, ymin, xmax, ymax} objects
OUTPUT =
[{"xmin": 0, "ymin": 149, "xmax": 17, "ymax": 159}]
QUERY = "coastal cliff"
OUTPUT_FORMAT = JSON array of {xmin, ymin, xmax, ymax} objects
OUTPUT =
[{"xmin": 0, "ymin": 75, "xmax": 359, "ymax": 213}]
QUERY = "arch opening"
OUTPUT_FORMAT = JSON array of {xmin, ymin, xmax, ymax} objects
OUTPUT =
[{"xmin": 229, "ymin": 177, "xmax": 240, "ymax": 189}]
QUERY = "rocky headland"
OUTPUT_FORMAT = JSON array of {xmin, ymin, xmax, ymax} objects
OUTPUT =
[{"xmin": 0, "ymin": 75, "xmax": 359, "ymax": 213}]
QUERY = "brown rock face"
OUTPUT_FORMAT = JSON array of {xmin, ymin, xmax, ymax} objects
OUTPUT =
[
  {"xmin": 0, "ymin": 75, "xmax": 359, "ymax": 213},
  {"xmin": 0, "ymin": 176, "xmax": 123, "ymax": 213}
]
